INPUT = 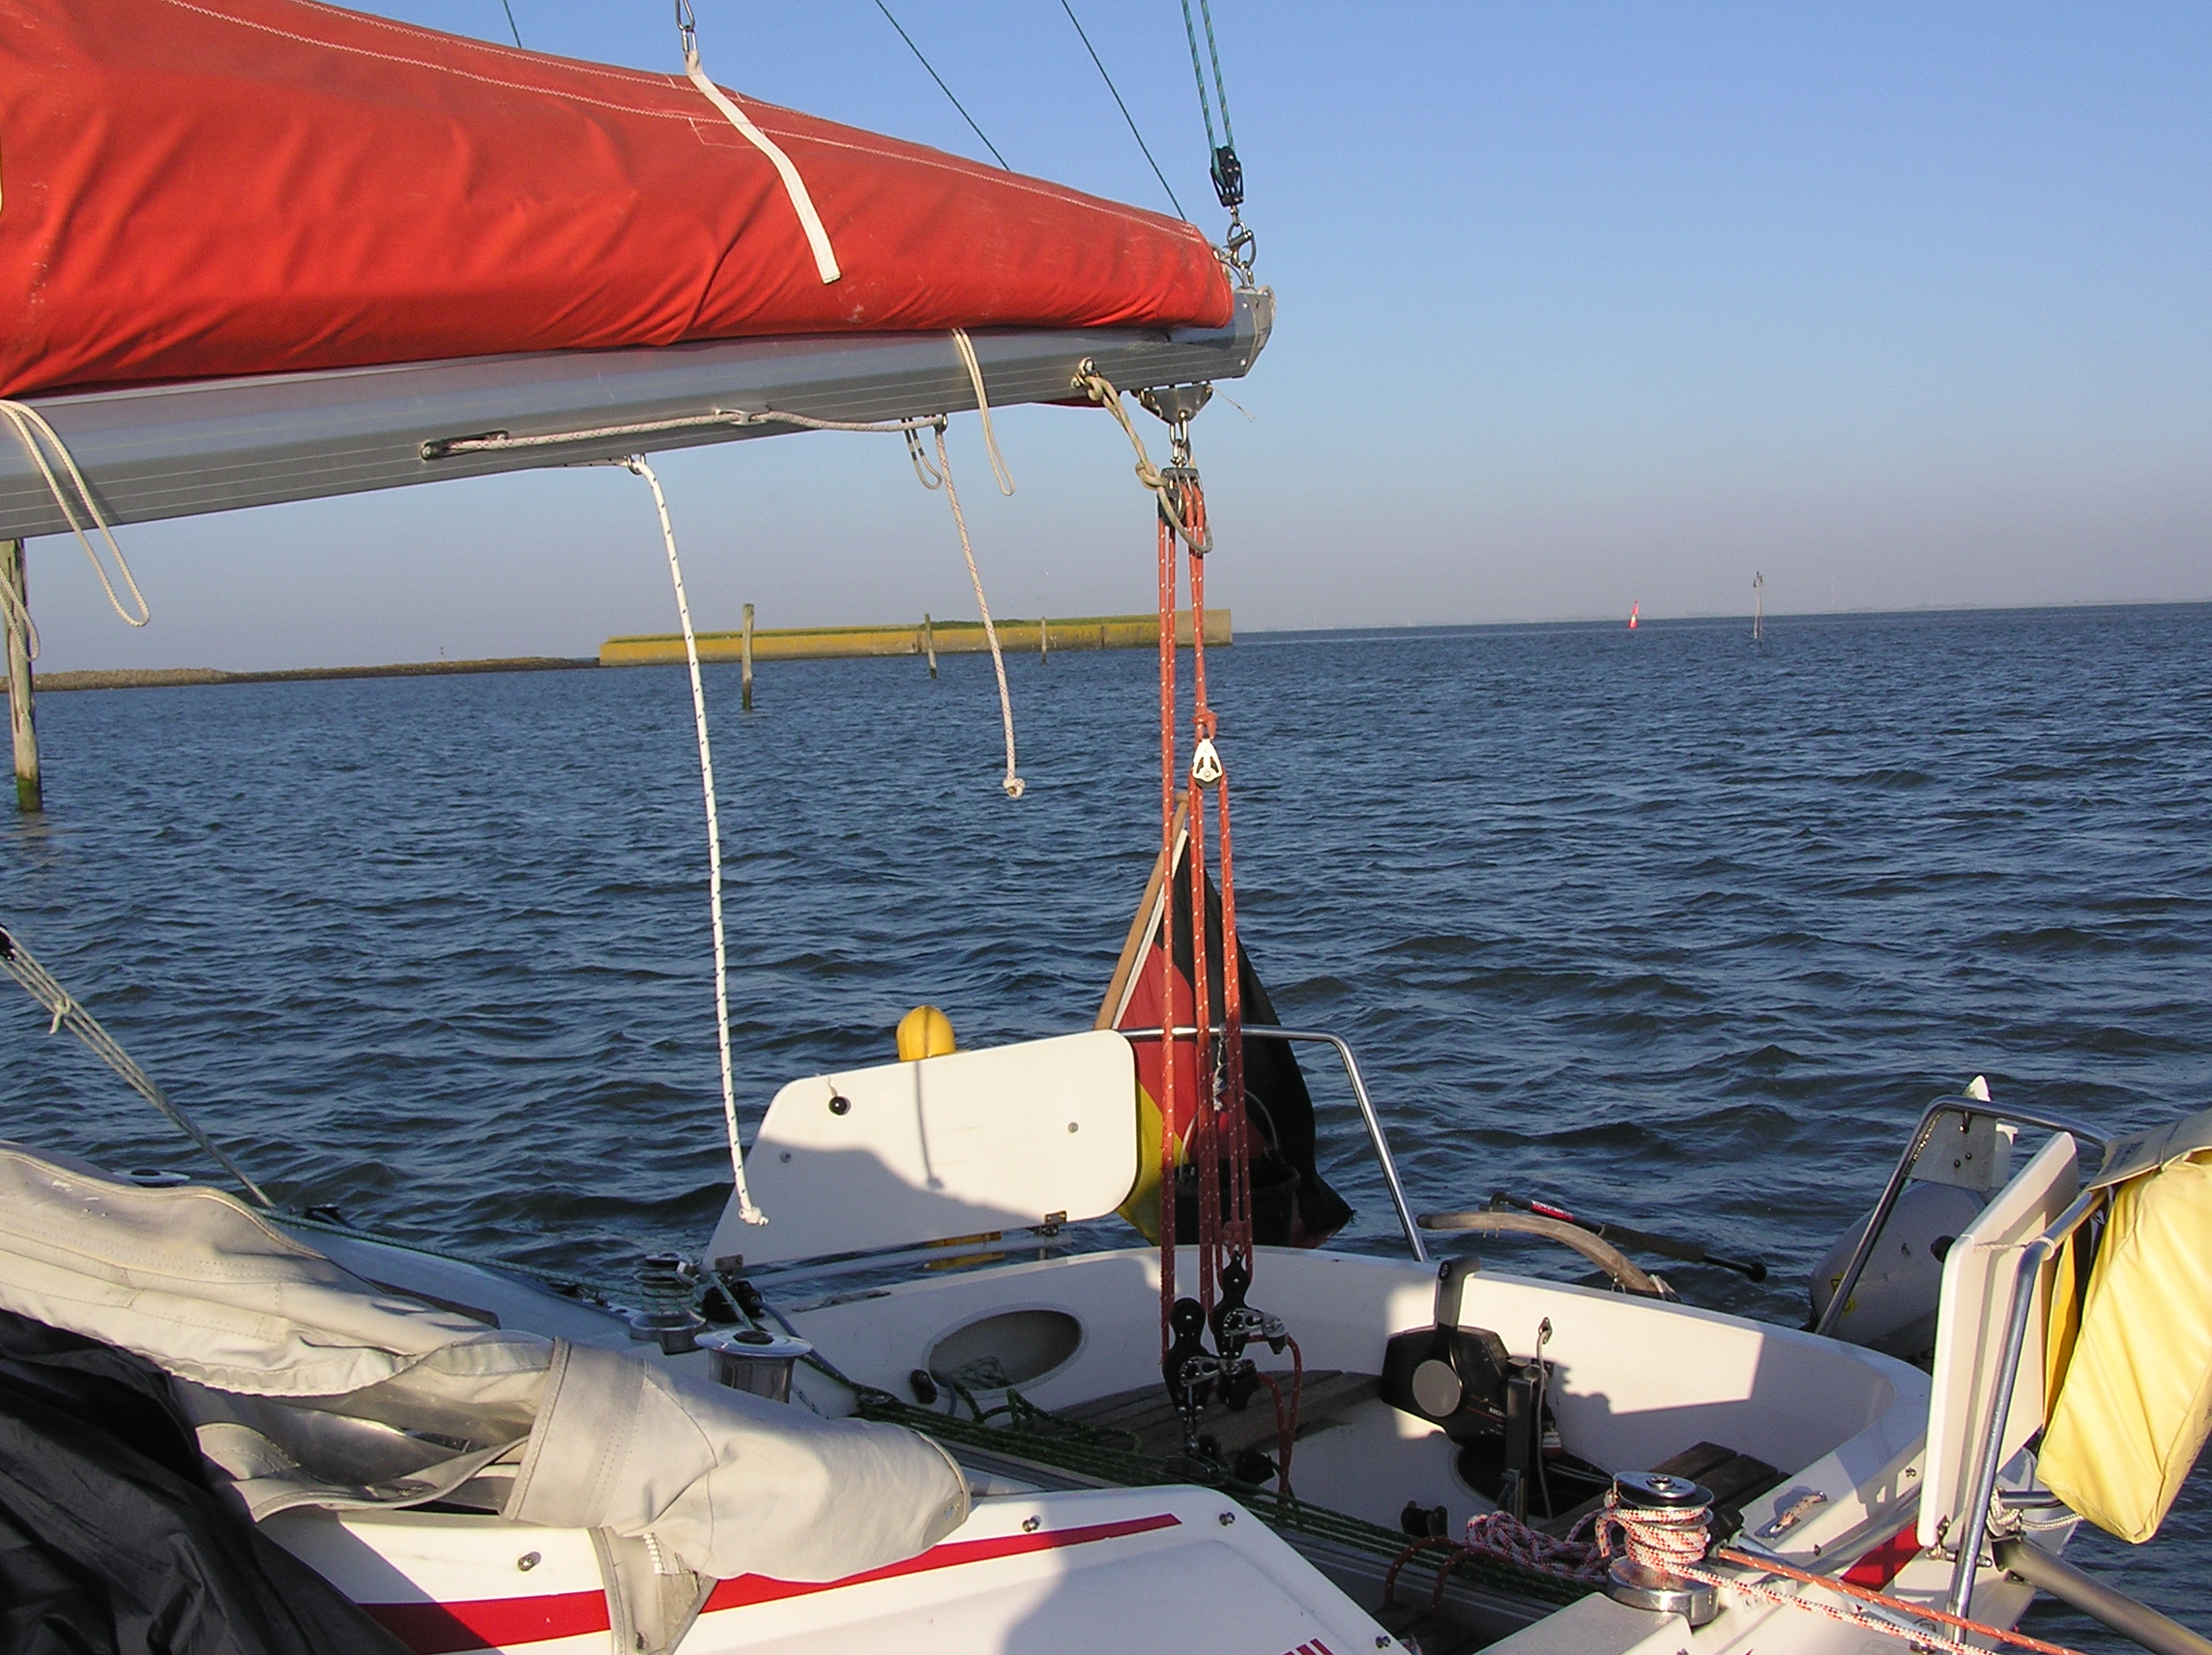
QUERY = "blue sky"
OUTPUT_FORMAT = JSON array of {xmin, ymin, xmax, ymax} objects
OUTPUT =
[{"xmin": 28, "ymin": 1, "xmax": 2212, "ymax": 669}]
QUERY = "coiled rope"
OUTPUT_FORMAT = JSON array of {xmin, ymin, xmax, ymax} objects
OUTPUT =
[
  {"xmin": 1, "ymin": 399, "xmax": 153, "ymax": 632},
  {"xmin": 1396, "ymin": 1487, "xmax": 2090, "ymax": 1655}
]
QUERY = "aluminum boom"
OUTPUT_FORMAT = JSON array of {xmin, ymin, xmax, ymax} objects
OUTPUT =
[{"xmin": 1, "ymin": 292, "xmax": 1269, "ymax": 540}]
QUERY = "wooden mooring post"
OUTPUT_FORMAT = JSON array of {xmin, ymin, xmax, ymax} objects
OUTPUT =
[
  {"xmin": 740, "ymin": 602, "xmax": 754, "ymax": 711},
  {"xmin": 2, "ymin": 539, "xmax": 38, "ymax": 813},
  {"xmin": 922, "ymin": 613, "xmax": 938, "ymax": 679},
  {"xmin": 1039, "ymin": 616, "xmax": 1049, "ymax": 661}
]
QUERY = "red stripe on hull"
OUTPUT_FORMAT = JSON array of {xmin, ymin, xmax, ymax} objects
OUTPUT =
[
  {"xmin": 1842, "ymin": 1520, "xmax": 1923, "ymax": 1589},
  {"xmin": 359, "ymin": 1513, "xmax": 1183, "ymax": 1651},
  {"xmin": 364, "ymin": 1589, "xmax": 610, "ymax": 1655},
  {"xmin": 703, "ymin": 1512, "xmax": 1185, "ymax": 1611}
]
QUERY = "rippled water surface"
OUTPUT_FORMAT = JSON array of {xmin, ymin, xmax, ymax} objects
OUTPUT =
[{"xmin": 4, "ymin": 602, "xmax": 2208, "ymax": 1640}]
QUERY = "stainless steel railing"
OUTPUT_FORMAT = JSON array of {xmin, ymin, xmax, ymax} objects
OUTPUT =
[{"xmin": 1126, "ymin": 1024, "xmax": 1428, "ymax": 1262}]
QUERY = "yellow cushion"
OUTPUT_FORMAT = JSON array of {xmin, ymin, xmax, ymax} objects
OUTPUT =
[{"xmin": 2040, "ymin": 1152, "xmax": 2212, "ymax": 1543}]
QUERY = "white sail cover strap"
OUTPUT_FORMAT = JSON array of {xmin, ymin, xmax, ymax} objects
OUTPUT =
[{"xmin": 682, "ymin": 44, "xmax": 841, "ymax": 286}]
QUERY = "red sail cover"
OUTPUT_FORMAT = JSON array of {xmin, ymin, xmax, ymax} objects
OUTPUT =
[{"xmin": 0, "ymin": 0, "xmax": 1234, "ymax": 399}]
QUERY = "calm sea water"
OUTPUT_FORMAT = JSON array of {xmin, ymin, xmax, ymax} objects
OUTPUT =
[{"xmin": 3, "ymin": 603, "xmax": 2207, "ymax": 1639}]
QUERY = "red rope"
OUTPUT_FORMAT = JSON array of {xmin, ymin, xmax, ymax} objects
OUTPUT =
[
  {"xmin": 1382, "ymin": 1536, "xmax": 1459, "ymax": 1609},
  {"xmin": 1187, "ymin": 775, "xmax": 1216, "ymax": 1322},
  {"xmin": 1186, "ymin": 481, "xmax": 1250, "ymax": 1265},
  {"xmin": 1153, "ymin": 466, "xmax": 1259, "ymax": 1387},
  {"xmin": 1274, "ymin": 1334, "xmax": 1304, "ymax": 1494},
  {"xmin": 1185, "ymin": 480, "xmax": 1246, "ymax": 1291},
  {"xmin": 1707, "ymin": 1548, "xmax": 2092, "ymax": 1655},
  {"xmin": 1155, "ymin": 500, "xmax": 1178, "ymax": 1365}
]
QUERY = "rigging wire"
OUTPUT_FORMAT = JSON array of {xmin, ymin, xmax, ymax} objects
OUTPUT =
[
  {"xmin": 870, "ymin": 0, "xmax": 1011, "ymax": 171},
  {"xmin": 1058, "ymin": 0, "xmax": 1185, "ymax": 220},
  {"xmin": 0, "ymin": 928, "xmax": 272, "ymax": 1209},
  {"xmin": 498, "ymin": 0, "xmax": 522, "ymax": 47}
]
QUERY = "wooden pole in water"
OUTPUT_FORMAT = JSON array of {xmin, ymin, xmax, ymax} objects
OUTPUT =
[
  {"xmin": 2, "ymin": 539, "xmax": 39, "ymax": 813},
  {"xmin": 1752, "ymin": 571, "xmax": 1764, "ymax": 644},
  {"xmin": 740, "ymin": 602, "xmax": 754, "ymax": 711},
  {"xmin": 1039, "ymin": 616, "xmax": 1049, "ymax": 661},
  {"xmin": 922, "ymin": 613, "xmax": 939, "ymax": 678}
]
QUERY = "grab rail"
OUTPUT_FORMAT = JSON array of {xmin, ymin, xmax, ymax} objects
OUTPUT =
[
  {"xmin": 1814, "ymin": 1096, "xmax": 2104, "ymax": 1341},
  {"xmin": 1945, "ymin": 1183, "xmax": 2106, "ymax": 1621},
  {"xmin": 1125, "ymin": 1025, "xmax": 1427, "ymax": 1262}
]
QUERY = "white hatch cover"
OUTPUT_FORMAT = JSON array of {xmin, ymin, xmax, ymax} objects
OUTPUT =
[{"xmin": 711, "ymin": 1031, "xmax": 1139, "ymax": 1269}]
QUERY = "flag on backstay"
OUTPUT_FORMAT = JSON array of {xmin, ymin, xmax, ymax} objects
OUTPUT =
[{"xmin": 1098, "ymin": 817, "xmax": 1353, "ymax": 1249}]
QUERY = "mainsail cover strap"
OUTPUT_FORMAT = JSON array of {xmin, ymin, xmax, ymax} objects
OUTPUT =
[
  {"xmin": 507, "ymin": 1337, "xmax": 970, "ymax": 1582},
  {"xmin": 678, "ymin": 5, "xmax": 841, "ymax": 286}
]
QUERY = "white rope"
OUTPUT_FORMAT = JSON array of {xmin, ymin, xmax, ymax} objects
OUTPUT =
[
  {"xmin": 458, "ymin": 384, "xmax": 1023, "ymax": 802},
  {"xmin": 1069, "ymin": 365, "xmax": 1209, "ymax": 554},
  {"xmin": 949, "ymin": 329, "xmax": 1015, "ymax": 497},
  {"xmin": 0, "ymin": 400, "xmax": 152, "ymax": 627},
  {"xmin": 0, "ymin": 565, "xmax": 37, "ymax": 663},
  {"xmin": 933, "ymin": 426, "xmax": 1024, "ymax": 798},
  {"xmin": 623, "ymin": 454, "xmax": 764, "ymax": 1226},
  {"xmin": 426, "ymin": 406, "xmax": 946, "ymax": 460},
  {"xmin": 677, "ymin": 5, "xmax": 840, "ymax": 286},
  {"xmin": 905, "ymin": 425, "xmax": 946, "ymax": 489},
  {"xmin": 1453, "ymin": 1489, "xmax": 2083, "ymax": 1655}
]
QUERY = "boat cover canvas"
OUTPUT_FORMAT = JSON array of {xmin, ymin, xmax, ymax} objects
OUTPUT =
[
  {"xmin": 0, "ymin": 1306, "xmax": 407, "ymax": 1655},
  {"xmin": 2039, "ymin": 1112, "xmax": 2212, "ymax": 1544},
  {"xmin": 0, "ymin": 0, "xmax": 1234, "ymax": 401},
  {"xmin": 0, "ymin": 1144, "xmax": 969, "ymax": 1582}
]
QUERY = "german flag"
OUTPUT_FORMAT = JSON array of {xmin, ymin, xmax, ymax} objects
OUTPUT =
[{"xmin": 1098, "ymin": 811, "xmax": 1353, "ymax": 1249}]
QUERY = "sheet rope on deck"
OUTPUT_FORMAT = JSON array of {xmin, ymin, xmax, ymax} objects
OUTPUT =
[{"xmin": 814, "ymin": 1368, "xmax": 1588, "ymax": 1610}]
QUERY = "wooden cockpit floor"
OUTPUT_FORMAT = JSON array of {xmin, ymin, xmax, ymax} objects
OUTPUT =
[{"xmin": 1057, "ymin": 1370, "xmax": 1382, "ymax": 1462}]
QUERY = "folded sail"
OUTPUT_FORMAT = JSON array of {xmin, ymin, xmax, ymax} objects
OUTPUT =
[{"xmin": 0, "ymin": 0, "xmax": 1233, "ymax": 399}]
